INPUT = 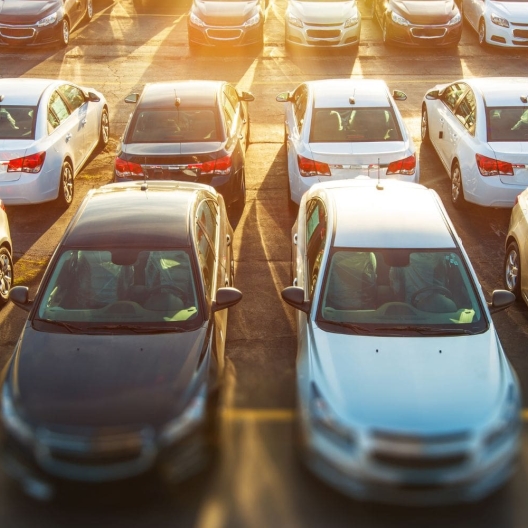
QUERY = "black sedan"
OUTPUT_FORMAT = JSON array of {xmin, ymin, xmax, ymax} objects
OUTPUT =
[
  {"xmin": 374, "ymin": 0, "xmax": 462, "ymax": 47},
  {"xmin": 114, "ymin": 80, "xmax": 254, "ymax": 210},
  {"xmin": 0, "ymin": 0, "xmax": 93, "ymax": 47},
  {"xmin": 1, "ymin": 181, "xmax": 242, "ymax": 499}
]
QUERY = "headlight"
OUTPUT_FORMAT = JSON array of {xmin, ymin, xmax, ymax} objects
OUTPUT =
[
  {"xmin": 344, "ymin": 15, "xmax": 359, "ymax": 28},
  {"xmin": 159, "ymin": 385, "xmax": 207, "ymax": 446},
  {"xmin": 36, "ymin": 11, "xmax": 59, "ymax": 28},
  {"xmin": 287, "ymin": 13, "xmax": 303, "ymax": 29},
  {"xmin": 448, "ymin": 13, "xmax": 461, "ymax": 26},
  {"xmin": 491, "ymin": 14, "xmax": 509, "ymax": 28},
  {"xmin": 244, "ymin": 13, "xmax": 260, "ymax": 28},
  {"xmin": 1, "ymin": 384, "xmax": 34, "ymax": 445},
  {"xmin": 189, "ymin": 12, "xmax": 205, "ymax": 27},
  {"xmin": 483, "ymin": 386, "xmax": 521, "ymax": 449},
  {"xmin": 310, "ymin": 383, "xmax": 355, "ymax": 449},
  {"xmin": 391, "ymin": 12, "xmax": 409, "ymax": 26}
]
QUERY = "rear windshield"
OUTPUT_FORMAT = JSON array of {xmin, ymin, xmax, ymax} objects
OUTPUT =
[
  {"xmin": 128, "ymin": 108, "xmax": 219, "ymax": 143},
  {"xmin": 0, "ymin": 105, "xmax": 36, "ymax": 140},
  {"xmin": 487, "ymin": 107, "xmax": 528, "ymax": 141},
  {"xmin": 310, "ymin": 107, "xmax": 403, "ymax": 143}
]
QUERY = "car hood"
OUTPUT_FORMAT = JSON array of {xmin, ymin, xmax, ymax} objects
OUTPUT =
[
  {"xmin": 193, "ymin": 0, "xmax": 259, "ymax": 25},
  {"xmin": 289, "ymin": 1, "xmax": 357, "ymax": 23},
  {"xmin": 491, "ymin": 2, "xmax": 528, "ymax": 20},
  {"xmin": 121, "ymin": 142, "xmax": 224, "ymax": 157},
  {"xmin": 0, "ymin": 0, "xmax": 61, "ymax": 24},
  {"xmin": 391, "ymin": 0, "xmax": 458, "ymax": 24},
  {"xmin": 8, "ymin": 324, "xmax": 208, "ymax": 428},
  {"xmin": 310, "ymin": 326, "xmax": 508, "ymax": 432}
]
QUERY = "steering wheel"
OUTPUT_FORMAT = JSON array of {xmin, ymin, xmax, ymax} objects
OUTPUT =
[{"xmin": 410, "ymin": 285, "xmax": 453, "ymax": 308}]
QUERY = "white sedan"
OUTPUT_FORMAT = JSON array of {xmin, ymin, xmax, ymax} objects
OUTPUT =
[
  {"xmin": 460, "ymin": 0, "xmax": 528, "ymax": 47},
  {"xmin": 421, "ymin": 77, "xmax": 528, "ymax": 208},
  {"xmin": 0, "ymin": 197, "xmax": 13, "ymax": 306},
  {"xmin": 0, "ymin": 78, "xmax": 109, "ymax": 207},
  {"xmin": 276, "ymin": 79, "xmax": 418, "ymax": 205},
  {"xmin": 281, "ymin": 178, "xmax": 520, "ymax": 505}
]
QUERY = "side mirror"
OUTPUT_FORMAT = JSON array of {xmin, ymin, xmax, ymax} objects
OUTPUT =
[
  {"xmin": 212, "ymin": 287, "xmax": 243, "ymax": 312},
  {"xmin": 488, "ymin": 290, "xmax": 516, "ymax": 314},
  {"xmin": 240, "ymin": 91, "xmax": 255, "ymax": 102},
  {"xmin": 87, "ymin": 91, "xmax": 100, "ymax": 103},
  {"xmin": 125, "ymin": 93, "xmax": 140, "ymax": 104},
  {"xmin": 426, "ymin": 89, "xmax": 440, "ymax": 101},
  {"xmin": 281, "ymin": 286, "xmax": 311, "ymax": 314},
  {"xmin": 276, "ymin": 92, "xmax": 291, "ymax": 103},
  {"xmin": 392, "ymin": 90, "xmax": 407, "ymax": 101},
  {"xmin": 9, "ymin": 286, "xmax": 33, "ymax": 312}
]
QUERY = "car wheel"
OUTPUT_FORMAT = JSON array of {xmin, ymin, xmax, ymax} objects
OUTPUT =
[
  {"xmin": 98, "ymin": 107, "xmax": 110, "ymax": 148},
  {"xmin": 421, "ymin": 105, "xmax": 430, "ymax": 144},
  {"xmin": 478, "ymin": 19, "xmax": 487, "ymax": 47},
  {"xmin": 231, "ymin": 168, "xmax": 246, "ymax": 212},
  {"xmin": 504, "ymin": 241, "xmax": 521, "ymax": 299},
  {"xmin": 59, "ymin": 18, "xmax": 70, "ymax": 47},
  {"xmin": 0, "ymin": 247, "xmax": 13, "ymax": 306},
  {"xmin": 85, "ymin": 0, "xmax": 94, "ymax": 21},
  {"xmin": 450, "ymin": 161, "xmax": 466, "ymax": 209},
  {"xmin": 57, "ymin": 161, "xmax": 74, "ymax": 208}
]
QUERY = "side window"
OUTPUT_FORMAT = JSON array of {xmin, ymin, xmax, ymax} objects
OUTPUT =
[
  {"xmin": 195, "ymin": 200, "xmax": 218, "ymax": 299},
  {"xmin": 305, "ymin": 199, "xmax": 327, "ymax": 298},
  {"xmin": 47, "ymin": 91, "xmax": 71, "ymax": 133},
  {"xmin": 441, "ymin": 83, "xmax": 467, "ymax": 112},
  {"xmin": 455, "ymin": 90, "xmax": 476, "ymax": 135},
  {"xmin": 223, "ymin": 96, "xmax": 235, "ymax": 136},
  {"xmin": 58, "ymin": 84, "xmax": 86, "ymax": 111},
  {"xmin": 224, "ymin": 85, "xmax": 240, "ymax": 115},
  {"xmin": 293, "ymin": 85, "xmax": 308, "ymax": 134}
]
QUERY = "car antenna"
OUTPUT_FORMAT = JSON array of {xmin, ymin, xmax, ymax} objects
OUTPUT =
[
  {"xmin": 349, "ymin": 89, "xmax": 355, "ymax": 105},
  {"xmin": 521, "ymin": 95, "xmax": 528, "ymax": 103},
  {"xmin": 174, "ymin": 90, "xmax": 181, "ymax": 107},
  {"xmin": 376, "ymin": 158, "xmax": 383, "ymax": 190}
]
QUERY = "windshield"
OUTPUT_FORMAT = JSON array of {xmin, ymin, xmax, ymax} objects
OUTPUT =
[
  {"xmin": 0, "ymin": 105, "xmax": 36, "ymax": 140},
  {"xmin": 317, "ymin": 249, "xmax": 487, "ymax": 335},
  {"xmin": 487, "ymin": 107, "xmax": 528, "ymax": 141},
  {"xmin": 128, "ymin": 108, "xmax": 219, "ymax": 143},
  {"xmin": 310, "ymin": 107, "xmax": 402, "ymax": 143},
  {"xmin": 36, "ymin": 249, "xmax": 201, "ymax": 331}
]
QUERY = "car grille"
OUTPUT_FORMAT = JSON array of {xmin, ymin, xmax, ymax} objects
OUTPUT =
[
  {"xmin": 371, "ymin": 451, "xmax": 468, "ymax": 470},
  {"xmin": 0, "ymin": 27, "xmax": 35, "ymax": 39},
  {"xmin": 513, "ymin": 29, "xmax": 528, "ymax": 39},
  {"xmin": 206, "ymin": 29, "xmax": 243, "ymax": 40},
  {"xmin": 410, "ymin": 27, "xmax": 447, "ymax": 38},
  {"xmin": 307, "ymin": 29, "xmax": 341, "ymax": 39}
]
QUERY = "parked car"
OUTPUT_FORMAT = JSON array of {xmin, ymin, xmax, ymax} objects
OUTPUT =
[
  {"xmin": 421, "ymin": 77, "xmax": 528, "ymax": 208},
  {"xmin": 0, "ymin": 0, "xmax": 93, "ymax": 47},
  {"xmin": 114, "ymin": 80, "xmax": 253, "ymax": 209},
  {"xmin": 0, "ymin": 78, "xmax": 109, "ymax": 208},
  {"xmin": 276, "ymin": 79, "xmax": 418, "ymax": 205},
  {"xmin": 187, "ymin": 0, "xmax": 266, "ymax": 49},
  {"xmin": 504, "ymin": 187, "xmax": 528, "ymax": 306},
  {"xmin": 459, "ymin": 0, "xmax": 528, "ymax": 47},
  {"xmin": 374, "ymin": 0, "xmax": 462, "ymax": 46},
  {"xmin": 285, "ymin": 0, "xmax": 361, "ymax": 50},
  {"xmin": 281, "ymin": 178, "xmax": 520, "ymax": 505},
  {"xmin": 1, "ymin": 180, "xmax": 242, "ymax": 500},
  {"xmin": 0, "ymin": 198, "xmax": 13, "ymax": 306}
]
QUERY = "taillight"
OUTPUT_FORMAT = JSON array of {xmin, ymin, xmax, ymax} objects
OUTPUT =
[
  {"xmin": 476, "ymin": 154, "xmax": 514, "ymax": 176},
  {"xmin": 114, "ymin": 157, "xmax": 144, "ymax": 179},
  {"xmin": 387, "ymin": 154, "xmax": 416, "ymax": 175},
  {"xmin": 7, "ymin": 152, "xmax": 46, "ymax": 174},
  {"xmin": 194, "ymin": 155, "xmax": 232, "ymax": 176},
  {"xmin": 297, "ymin": 155, "xmax": 331, "ymax": 177}
]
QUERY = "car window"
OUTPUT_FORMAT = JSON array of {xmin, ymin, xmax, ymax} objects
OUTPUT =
[
  {"xmin": 310, "ymin": 107, "xmax": 402, "ymax": 143},
  {"xmin": 224, "ymin": 85, "xmax": 240, "ymax": 114},
  {"xmin": 58, "ymin": 84, "xmax": 86, "ymax": 111},
  {"xmin": 195, "ymin": 200, "xmax": 218, "ymax": 299},
  {"xmin": 306, "ymin": 198, "xmax": 327, "ymax": 298},
  {"xmin": 48, "ymin": 91, "xmax": 71, "ymax": 133},
  {"xmin": 0, "ymin": 105, "xmax": 36, "ymax": 140},
  {"xmin": 128, "ymin": 108, "xmax": 218, "ymax": 143},
  {"xmin": 223, "ymin": 101, "xmax": 235, "ymax": 136},
  {"xmin": 454, "ymin": 89, "xmax": 476, "ymax": 135},
  {"xmin": 36, "ymin": 249, "xmax": 201, "ymax": 328},
  {"xmin": 293, "ymin": 85, "xmax": 308, "ymax": 134},
  {"xmin": 441, "ymin": 83, "xmax": 467, "ymax": 112},
  {"xmin": 318, "ymin": 249, "xmax": 486, "ymax": 335},
  {"xmin": 487, "ymin": 107, "xmax": 528, "ymax": 141}
]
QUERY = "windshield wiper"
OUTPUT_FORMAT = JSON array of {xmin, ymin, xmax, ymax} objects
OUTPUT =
[
  {"xmin": 374, "ymin": 325, "xmax": 473, "ymax": 336},
  {"xmin": 321, "ymin": 320, "xmax": 371, "ymax": 334},
  {"xmin": 35, "ymin": 319, "xmax": 85, "ymax": 333},
  {"xmin": 87, "ymin": 324, "xmax": 190, "ymax": 334}
]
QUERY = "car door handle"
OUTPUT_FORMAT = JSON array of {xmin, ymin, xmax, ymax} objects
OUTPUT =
[
  {"xmin": 81, "ymin": 119, "xmax": 87, "ymax": 126},
  {"xmin": 239, "ymin": 134, "xmax": 244, "ymax": 140},
  {"xmin": 293, "ymin": 233, "xmax": 298, "ymax": 245},
  {"xmin": 293, "ymin": 278, "xmax": 298, "ymax": 286},
  {"xmin": 65, "ymin": 133, "xmax": 72, "ymax": 142},
  {"xmin": 226, "ymin": 234, "xmax": 231, "ymax": 246}
]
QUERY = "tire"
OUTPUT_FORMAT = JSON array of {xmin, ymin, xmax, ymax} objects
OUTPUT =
[
  {"xmin": 504, "ymin": 241, "xmax": 522, "ymax": 300},
  {"xmin": 98, "ymin": 107, "xmax": 110, "ymax": 149},
  {"xmin": 231, "ymin": 168, "xmax": 246, "ymax": 212},
  {"xmin": 421, "ymin": 105, "xmax": 430, "ymax": 144},
  {"xmin": 85, "ymin": 0, "xmax": 94, "ymax": 22},
  {"xmin": 0, "ymin": 247, "xmax": 13, "ymax": 306},
  {"xmin": 59, "ymin": 18, "xmax": 70, "ymax": 47},
  {"xmin": 450, "ymin": 161, "xmax": 466, "ymax": 209},
  {"xmin": 478, "ymin": 19, "xmax": 487, "ymax": 47},
  {"xmin": 56, "ymin": 161, "xmax": 74, "ymax": 208}
]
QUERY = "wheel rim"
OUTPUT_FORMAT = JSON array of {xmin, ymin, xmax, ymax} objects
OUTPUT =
[
  {"xmin": 421, "ymin": 109, "xmax": 428, "ymax": 140},
  {"xmin": 479, "ymin": 22, "xmax": 485, "ymax": 44},
  {"xmin": 451, "ymin": 165, "xmax": 461, "ymax": 203},
  {"xmin": 505, "ymin": 249, "xmax": 519, "ymax": 292},
  {"xmin": 101, "ymin": 111, "xmax": 109, "ymax": 145},
  {"xmin": 0, "ymin": 252, "xmax": 12, "ymax": 300},
  {"xmin": 62, "ymin": 20, "xmax": 69, "ymax": 45},
  {"xmin": 87, "ymin": 0, "xmax": 93, "ymax": 18},
  {"xmin": 62, "ymin": 164, "xmax": 73, "ymax": 203}
]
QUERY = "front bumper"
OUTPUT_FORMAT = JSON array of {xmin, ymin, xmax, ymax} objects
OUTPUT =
[
  {"xmin": 385, "ymin": 20, "xmax": 462, "ymax": 47},
  {"xmin": 188, "ymin": 21, "xmax": 263, "ymax": 48},
  {"xmin": 484, "ymin": 20, "xmax": 528, "ymax": 47},
  {"xmin": 286, "ymin": 20, "xmax": 360, "ymax": 48},
  {"xmin": 0, "ymin": 21, "xmax": 63, "ymax": 47}
]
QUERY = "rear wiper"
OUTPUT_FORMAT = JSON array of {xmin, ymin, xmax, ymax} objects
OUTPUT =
[
  {"xmin": 87, "ymin": 324, "xmax": 189, "ymax": 334},
  {"xmin": 35, "ymin": 319, "xmax": 85, "ymax": 333},
  {"xmin": 321, "ymin": 320, "xmax": 371, "ymax": 334},
  {"xmin": 375, "ymin": 325, "xmax": 473, "ymax": 336}
]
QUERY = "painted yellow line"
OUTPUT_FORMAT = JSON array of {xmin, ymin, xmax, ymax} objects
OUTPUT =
[{"xmin": 522, "ymin": 409, "xmax": 528, "ymax": 421}]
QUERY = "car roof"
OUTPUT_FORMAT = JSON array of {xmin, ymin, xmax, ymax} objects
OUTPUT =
[
  {"xmin": 465, "ymin": 77, "xmax": 528, "ymax": 107},
  {"xmin": 0, "ymin": 78, "xmax": 57, "ymax": 105},
  {"xmin": 62, "ymin": 181, "xmax": 214, "ymax": 249},
  {"xmin": 315, "ymin": 179, "xmax": 456, "ymax": 249},
  {"xmin": 307, "ymin": 79, "xmax": 392, "ymax": 108},
  {"xmin": 137, "ymin": 80, "xmax": 224, "ymax": 109}
]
